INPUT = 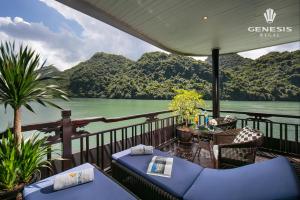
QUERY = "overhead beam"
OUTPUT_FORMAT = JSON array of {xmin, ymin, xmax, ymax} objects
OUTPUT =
[{"xmin": 212, "ymin": 48, "xmax": 220, "ymax": 118}]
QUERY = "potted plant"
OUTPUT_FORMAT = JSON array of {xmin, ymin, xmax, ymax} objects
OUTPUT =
[
  {"xmin": 0, "ymin": 130, "xmax": 51, "ymax": 200},
  {"xmin": 169, "ymin": 89, "xmax": 205, "ymax": 142}
]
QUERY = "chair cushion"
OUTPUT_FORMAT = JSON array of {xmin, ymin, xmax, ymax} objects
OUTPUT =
[
  {"xmin": 213, "ymin": 145, "xmax": 254, "ymax": 162},
  {"xmin": 183, "ymin": 156, "xmax": 300, "ymax": 200},
  {"xmin": 233, "ymin": 126, "xmax": 262, "ymax": 143},
  {"xmin": 114, "ymin": 149, "xmax": 204, "ymax": 198},
  {"xmin": 23, "ymin": 163, "xmax": 136, "ymax": 200}
]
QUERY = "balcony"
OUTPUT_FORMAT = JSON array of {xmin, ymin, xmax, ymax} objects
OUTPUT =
[{"xmin": 15, "ymin": 109, "xmax": 299, "ymax": 179}]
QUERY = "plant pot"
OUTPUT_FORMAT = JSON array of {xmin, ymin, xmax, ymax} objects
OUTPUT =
[
  {"xmin": 176, "ymin": 126, "xmax": 193, "ymax": 142},
  {"xmin": 0, "ymin": 183, "xmax": 25, "ymax": 200},
  {"xmin": 0, "ymin": 172, "xmax": 40, "ymax": 200}
]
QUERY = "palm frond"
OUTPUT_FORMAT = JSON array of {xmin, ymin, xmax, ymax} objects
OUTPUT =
[{"xmin": 0, "ymin": 41, "xmax": 69, "ymax": 112}]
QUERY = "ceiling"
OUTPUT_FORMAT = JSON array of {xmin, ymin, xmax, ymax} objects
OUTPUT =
[{"xmin": 57, "ymin": 0, "xmax": 300, "ymax": 56}]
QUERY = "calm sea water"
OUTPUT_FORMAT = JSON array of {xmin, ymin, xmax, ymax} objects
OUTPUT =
[{"xmin": 1, "ymin": 98, "xmax": 299, "ymax": 132}]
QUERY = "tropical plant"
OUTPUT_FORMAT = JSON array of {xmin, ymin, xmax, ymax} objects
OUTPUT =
[
  {"xmin": 0, "ymin": 130, "xmax": 51, "ymax": 191},
  {"xmin": 18, "ymin": 134, "xmax": 51, "ymax": 183},
  {"xmin": 0, "ymin": 131, "xmax": 20, "ymax": 191},
  {"xmin": 169, "ymin": 89, "xmax": 205, "ymax": 126},
  {"xmin": 0, "ymin": 41, "xmax": 68, "ymax": 145}
]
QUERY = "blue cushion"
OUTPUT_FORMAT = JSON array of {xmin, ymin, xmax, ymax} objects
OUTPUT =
[
  {"xmin": 115, "ymin": 149, "xmax": 204, "ymax": 198},
  {"xmin": 23, "ymin": 163, "xmax": 136, "ymax": 200},
  {"xmin": 183, "ymin": 156, "xmax": 300, "ymax": 200}
]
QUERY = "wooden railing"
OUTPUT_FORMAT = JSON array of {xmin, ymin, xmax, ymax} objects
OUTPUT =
[
  {"xmin": 1, "ymin": 108, "xmax": 299, "ymax": 175},
  {"xmin": 199, "ymin": 109, "xmax": 300, "ymax": 157},
  {"xmin": 6, "ymin": 110, "xmax": 177, "ymax": 174}
]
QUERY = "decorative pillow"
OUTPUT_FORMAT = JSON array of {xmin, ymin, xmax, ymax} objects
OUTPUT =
[
  {"xmin": 224, "ymin": 115, "xmax": 236, "ymax": 122},
  {"xmin": 233, "ymin": 126, "xmax": 262, "ymax": 143}
]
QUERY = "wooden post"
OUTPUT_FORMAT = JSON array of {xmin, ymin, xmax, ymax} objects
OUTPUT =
[
  {"xmin": 62, "ymin": 110, "xmax": 73, "ymax": 170},
  {"xmin": 212, "ymin": 48, "xmax": 220, "ymax": 118}
]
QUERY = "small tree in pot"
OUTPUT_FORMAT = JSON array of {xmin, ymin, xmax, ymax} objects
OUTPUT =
[{"xmin": 169, "ymin": 89, "xmax": 205, "ymax": 142}]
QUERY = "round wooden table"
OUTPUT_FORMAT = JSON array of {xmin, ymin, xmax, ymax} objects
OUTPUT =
[
  {"xmin": 176, "ymin": 126, "xmax": 223, "ymax": 163},
  {"xmin": 192, "ymin": 126, "xmax": 223, "ymax": 167}
]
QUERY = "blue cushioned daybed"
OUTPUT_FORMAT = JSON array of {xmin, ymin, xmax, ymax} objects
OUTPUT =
[
  {"xmin": 112, "ymin": 146, "xmax": 300, "ymax": 200},
  {"xmin": 23, "ymin": 163, "xmax": 137, "ymax": 200},
  {"xmin": 183, "ymin": 156, "xmax": 300, "ymax": 200},
  {"xmin": 113, "ymin": 149, "xmax": 203, "ymax": 198}
]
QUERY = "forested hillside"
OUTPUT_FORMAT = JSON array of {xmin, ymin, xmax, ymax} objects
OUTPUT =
[{"xmin": 47, "ymin": 50, "xmax": 300, "ymax": 101}]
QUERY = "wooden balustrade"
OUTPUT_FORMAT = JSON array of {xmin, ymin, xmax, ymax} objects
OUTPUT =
[{"xmin": 1, "ymin": 108, "xmax": 299, "ymax": 175}]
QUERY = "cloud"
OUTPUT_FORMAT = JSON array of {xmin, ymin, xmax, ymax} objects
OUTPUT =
[
  {"xmin": 39, "ymin": 0, "xmax": 162, "ymax": 65},
  {"xmin": 238, "ymin": 42, "xmax": 300, "ymax": 59},
  {"xmin": 191, "ymin": 56, "xmax": 208, "ymax": 61},
  {"xmin": 0, "ymin": 16, "xmax": 85, "ymax": 70},
  {"xmin": 191, "ymin": 42, "xmax": 299, "ymax": 61},
  {"xmin": 0, "ymin": 0, "xmax": 162, "ymax": 70}
]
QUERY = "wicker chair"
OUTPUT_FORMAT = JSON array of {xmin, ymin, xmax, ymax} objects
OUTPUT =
[
  {"xmin": 210, "ymin": 117, "xmax": 237, "ymax": 130},
  {"xmin": 211, "ymin": 128, "xmax": 263, "ymax": 169}
]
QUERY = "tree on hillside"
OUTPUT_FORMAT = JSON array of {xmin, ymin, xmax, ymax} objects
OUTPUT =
[{"xmin": 0, "ymin": 41, "xmax": 68, "ymax": 145}]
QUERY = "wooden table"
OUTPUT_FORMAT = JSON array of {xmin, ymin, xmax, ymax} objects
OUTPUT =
[
  {"xmin": 191, "ymin": 126, "xmax": 224, "ymax": 140},
  {"xmin": 176, "ymin": 126, "xmax": 223, "ymax": 164}
]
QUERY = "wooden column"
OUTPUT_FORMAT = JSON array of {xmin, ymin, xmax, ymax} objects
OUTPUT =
[
  {"xmin": 212, "ymin": 48, "xmax": 220, "ymax": 118},
  {"xmin": 62, "ymin": 110, "xmax": 73, "ymax": 170}
]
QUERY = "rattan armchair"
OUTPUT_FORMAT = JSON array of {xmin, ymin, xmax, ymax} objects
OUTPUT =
[
  {"xmin": 211, "ymin": 128, "xmax": 263, "ymax": 169},
  {"xmin": 211, "ymin": 117, "xmax": 237, "ymax": 130}
]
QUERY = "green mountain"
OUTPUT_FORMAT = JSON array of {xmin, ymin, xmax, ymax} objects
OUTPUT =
[
  {"xmin": 206, "ymin": 53, "xmax": 253, "ymax": 68},
  {"xmin": 221, "ymin": 51, "xmax": 300, "ymax": 100},
  {"xmin": 46, "ymin": 50, "xmax": 300, "ymax": 101}
]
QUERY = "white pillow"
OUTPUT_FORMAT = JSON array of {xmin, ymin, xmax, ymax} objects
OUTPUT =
[
  {"xmin": 53, "ymin": 168, "xmax": 94, "ymax": 190},
  {"xmin": 131, "ymin": 145, "xmax": 154, "ymax": 155}
]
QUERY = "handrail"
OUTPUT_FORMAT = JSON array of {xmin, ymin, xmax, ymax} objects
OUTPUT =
[
  {"xmin": 71, "ymin": 110, "xmax": 173, "ymax": 128},
  {"xmin": 0, "ymin": 120, "xmax": 62, "ymax": 135},
  {"xmin": 2, "ymin": 108, "xmax": 299, "ymax": 135},
  {"xmin": 199, "ymin": 108, "xmax": 300, "ymax": 119},
  {"xmin": 2, "ymin": 108, "xmax": 298, "ymax": 173},
  {"xmin": 0, "ymin": 110, "xmax": 173, "ymax": 134},
  {"xmin": 22, "ymin": 120, "xmax": 62, "ymax": 131}
]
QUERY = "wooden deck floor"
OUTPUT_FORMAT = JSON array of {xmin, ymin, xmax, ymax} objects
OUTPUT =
[{"xmin": 157, "ymin": 139, "xmax": 300, "ymax": 178}]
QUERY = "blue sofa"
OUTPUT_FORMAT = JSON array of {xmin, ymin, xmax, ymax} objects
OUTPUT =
[
  {"xmin": 112, "ymin": 147, "xmax": 300, "ymax": 200},
  {"xmin": 23, "ymin": 163, "xmax": 137, "ymax": 200}
]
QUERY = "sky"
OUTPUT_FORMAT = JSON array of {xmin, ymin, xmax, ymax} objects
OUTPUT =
[{"xmin": 0, "ymin": 0, "xmax": 299, "ymax": 71}]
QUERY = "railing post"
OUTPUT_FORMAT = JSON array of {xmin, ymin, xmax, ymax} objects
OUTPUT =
[
  {"xmin": 62, "ymin": 110, "xmax": 73, "ymax": 170},
  {"xmin": 212, "ymin": 48, "xmax": 220, "ymax": 118}
]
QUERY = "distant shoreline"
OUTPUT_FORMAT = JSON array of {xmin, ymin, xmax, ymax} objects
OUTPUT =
[{"xmin": 64, "ymin": 97, "xmax": 300, "ymax": 102}]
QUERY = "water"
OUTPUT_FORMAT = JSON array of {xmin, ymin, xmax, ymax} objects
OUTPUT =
[
  {"xmin": 1, "ymin": 99, "xmax": 299, "ymax": 132},
  {"xmin": 1, "ymin": 99, "xmax": 299, "ymax": 154}
]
